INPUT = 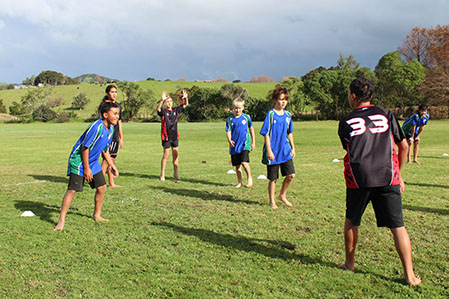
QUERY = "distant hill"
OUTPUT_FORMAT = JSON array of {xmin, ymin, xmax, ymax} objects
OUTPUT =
[{"xmin": 74, "ymin": 74, "xmax": 118, "ymax": 84}]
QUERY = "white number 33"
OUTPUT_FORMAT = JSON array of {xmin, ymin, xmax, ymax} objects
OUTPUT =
[{"xmin": 347, "ymin": 115, "xmax": 389, "ymax": 137}]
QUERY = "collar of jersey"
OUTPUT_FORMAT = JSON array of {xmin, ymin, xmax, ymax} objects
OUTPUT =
[{"xmin": 356, "ymin": 104, "xmax": 374, "ymax": 109}]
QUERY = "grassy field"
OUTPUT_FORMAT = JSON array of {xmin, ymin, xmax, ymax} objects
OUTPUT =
[
  {"xmin": 0, "ymin": 81, "xmax": 276, "ymax": 119},
  {"xmin": 0, "ymin": 120, "xmax": 448, "ymax": 298}
]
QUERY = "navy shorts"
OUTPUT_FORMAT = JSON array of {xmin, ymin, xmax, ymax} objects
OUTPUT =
[
  {"xmin": 108, "ymin": 140, "xmax": 119, "ymax": 158},
  {"xmin": 231, "ymin": 150, "xmax": 250, "ymax": 166},
  {"xmin": 346, "ymin": 185, "xmax": 404, "ymax": 228},
  {"xmin": 162, "ymin": 140, "xmax": 179, "ymax": 148},
  {"xmin": 67, "ymin": 172, "xmax": 106, "ymax": 192},
  {"xmin": 266, "ymin": 159, "xmax": 295, "ymax": 181}
]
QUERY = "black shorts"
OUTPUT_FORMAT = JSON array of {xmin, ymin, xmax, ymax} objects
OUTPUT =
[
  {"xmin": 406, "ymin": 135, "xmax": 420, "ymax": 143},
  {"xmin": 108, "ymin": 140, "xmax": 119, "ymax": 158},
  {"xmin": 266, "ymin": 159, "xmax": 295, "ymax": 181},
  {"xmin": 162, "ymin": 140, "xmax": 179, "ymax": 148},
  {"xmin": 231, "ymin": 150, "xmax": 250, "ymax": 166},
  {"xmin": 346, "ymin": 185, "xmax": 404, "ymax": 228},
  {"xmin": 67, "ymin": 172, "xmax": 106, "ymax": 192}
]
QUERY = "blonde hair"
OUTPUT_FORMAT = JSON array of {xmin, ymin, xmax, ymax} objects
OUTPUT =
[{"xmin": 233, "ymin": 97, "xmax": 245, "ymax": 107}]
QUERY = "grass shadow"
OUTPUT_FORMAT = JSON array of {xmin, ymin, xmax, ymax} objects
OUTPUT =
[
  {"xmin": 120, "ymin": 171, "xmax": 231, "ymax": 186},
  {"xmin": 149, "ymin": 185, "xmax": 261, "ymax": 206},
  {"xmin": 14, "ymin": 200, "xmax": 89, "ymax": 225},
  {"xmin": 403, "ymin": 204, "xmax": 449, "ymax": 216},
  {"xmin": 152, "ymin": 221, "xmax": 333, "ymax": 266},
  {"xmin": 418, "ymin": 155, "xmax": 448, "ymax": 160},
  {"xmin": 29, "ymin": 174, "xmax": 68, "ymax": 184},
  {"xmin": 406, "ymin": 182, "xmax": 449, "ymax": 189}
]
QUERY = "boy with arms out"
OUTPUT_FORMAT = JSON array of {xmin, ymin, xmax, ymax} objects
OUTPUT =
[
  {"xmin": 402, "ymin": 103, "xmax": 429, "ymax": 164},
  {"xmin": 54, "ymin": 102, "xmax": 120, "ymax": 231},
  {"xmin": 156, "ymin": 89, "xmax": 189, "ymax": 181},
  {"xmin": 338, "ymin": 78, "xmax": 421, "ymax": 285},
  {"xmin": 260, "ymin": 86, "xmax": 296, "ymax": 209},
  {"xmin": 225, "ymin": 98, "xmax": 256, "ymax": 188}
]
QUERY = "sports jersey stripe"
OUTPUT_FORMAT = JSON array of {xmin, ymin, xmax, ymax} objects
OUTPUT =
[
  {"xmin": 68, "ymin": 121, "xmax": 97, "ymax": 175},
  {"xmin": 243, "ymin": 114, "xmax": 251, "ymax": 151}
]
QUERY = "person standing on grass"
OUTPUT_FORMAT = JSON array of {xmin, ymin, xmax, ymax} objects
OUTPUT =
[
  {"xmin": 402, "ymin": 104, "xmax": 429, "ymax": 164},
  {"xmin": 260, "ymin": 86, "xmax": 296, "ymax": 209},
  {"xmin": 99, "ymin": 85, "xmax": 124, "ymax": 187},
  {"xmin": 338, "ymin": 77, "xmax": 421, "ymax": 285},
  {"xmin": 156, "ymin": 89, "xmax": 189, "ymax": 181},
  {"xmin": 54, "ymin": 102, "xmax": 119, "ymax": 231},
  {"xmin": 225, "ymin": 98, "xmax": 256, "ymax": 188}
]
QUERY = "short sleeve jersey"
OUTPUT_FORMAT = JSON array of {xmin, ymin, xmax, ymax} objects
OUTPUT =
[
  {"xmin": 260, "ymin": 109, "xmax": 293, "ymax": 165},
  {"xmin": 67, "ymin": 119, "xmax": 114, "ymax": 176},
  {"xmin": 402, "ymin": 112, "xmax": 429, "ymax": 138},
  {"xmin": 338, "ymin": 105, "xmax": 405, "ymax": 189},
  {"xmin": 158, "ymin": 106, "xmax": 184, "ymax": 141},
  {"xmin": 225, "ymin": 113, "xmax": 253, "ymax": 155},
  {"xmin": 98, "ymin": 100, "xmax": 122, "ymax": 142}
]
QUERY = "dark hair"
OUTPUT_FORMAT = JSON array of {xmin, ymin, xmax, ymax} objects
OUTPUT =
[
  {"xmin": 104, "ymin": 85, "xmax": 117, "ymax": 101},
  {"xmin": 349, "ymin": 78, "xmax": 374, "ymax": 102},
  {"xmin": 272, "ymin": 86, "xmax": 289, "ymax": 102},
  {"xmin": 418, "ymin": 103, "xmax": 428, "ymax": 111},
  {"xmin": 99, "ymin": 102, "xmax": 119, "ymax": 119}
]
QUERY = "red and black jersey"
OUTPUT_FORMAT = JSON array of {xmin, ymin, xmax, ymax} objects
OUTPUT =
[
  {"xmin": 157, "ymin": 106, "xmax": 184, "ymax": 141},
  {"xmin": 338, "ymin": 105, "xmax": 405, "ymax": 189}
]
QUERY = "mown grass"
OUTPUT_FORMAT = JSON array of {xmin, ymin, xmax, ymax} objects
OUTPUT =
[
  {"xmin": 0, "ymin": 81, "xmax": 276, "ymax": 119},
  {"xmin": 0, "ymin": 120, "xmax": 448, "ymax": 298}
]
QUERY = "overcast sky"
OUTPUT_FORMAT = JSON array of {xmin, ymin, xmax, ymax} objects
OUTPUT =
[{"xmin": 0, "ymin": 0, "xmax": 448, "ymax": 83}]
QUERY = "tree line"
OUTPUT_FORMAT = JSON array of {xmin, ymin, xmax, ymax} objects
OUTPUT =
[{"xmin": 3, "ymin": 25, "xmax": 448, "ymax": 122}]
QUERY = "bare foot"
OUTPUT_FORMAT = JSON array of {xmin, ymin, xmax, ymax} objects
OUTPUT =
[
  {"xmin": 160, "ymin": 176, "xmax": 165, "ymax": 181},
  {"xmin": 338, "ymin": 263, "xmax": 355, "ymax": 271},
  {"xmin": 413, "ymin": 160, "xmax": 420, "ymax": 164},
  {"xmin": 92, "ymin": 215, "xmax": 110, "ymax": 222},
  {"xmin": 245, "ymin": 178, "xmax": 253, "ymax": 188},
  {"xmin": 174, "ymin": 174, "xmax": 181, "ymax": 180},
  {"xmin": 109, "ymin": 184, "xmax": 123, "ymax": 188},
  {"xmin": 405, "ymin": 275, "xmax": 422, "ymax": 286},
  {"xmin": 235, "ymin": 183, "xmax": 242, "ymax": 188},
  {"xmin": 54, "ymin": 223, "xmax": 64, "ymax": 231},
  {"xmin": 270, "ymin": 202, "xmax": 279, "ymax": 209},
  {"xmin": 278, "ymin": 195, "xmax": 293, "ymax": 207}
]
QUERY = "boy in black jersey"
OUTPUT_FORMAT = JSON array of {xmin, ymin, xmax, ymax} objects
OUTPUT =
[
  {"xmin": 156, "ymin": 89, "xmax": 189, "ymax": 181},
  {"xmin": 338, "ymin": 78, "xmax": 421, "ymax": 286}
]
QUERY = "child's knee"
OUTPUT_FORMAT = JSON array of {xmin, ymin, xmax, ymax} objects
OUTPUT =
[
  {"xmin": 287, "ymin": 173, "xmax": 295, "ymax": 180},
  {"xmin": 96, "ymin": 185, "xmax": 106, "ymax": 194}
]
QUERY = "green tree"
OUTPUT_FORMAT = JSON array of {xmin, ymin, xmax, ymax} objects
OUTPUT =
[
  {"xmin": 336, "ymin": 53, "xmax": 360, "ymax": 70},
  {"xmin": 34, "ymin": 70, "xmax": 65, "ymax": 86},
  {"xmin": 276, "ymin": 77, "xmax": 310, "ymax": 118},
  {"xmin": 219, "ymin": 84, "xmax": 248, "ymax": 101},
  {"xmin": 9, "ymin": 101, "xmax": 28, "ymax": 121},
  {"xmin": 20, "ymin": 87, "xmax": 53, "ymax": 114},
  {"xmin": 72, "ymin": 93, "xmax": 91, "ymax": 110},
  {"xmin": 32, "ymin": 104, "xmax": 57, "ymax": 122},
  {"xmin": 116, "ymin": 82, "xmax": 155, "ymax": 120},
  {"xmin": 375, "ymin": 51, "xmax": 426, "ymax": 115},
  {"xmin": 0, "ymin": 99, "xmax": 7, "ymax": 113}
]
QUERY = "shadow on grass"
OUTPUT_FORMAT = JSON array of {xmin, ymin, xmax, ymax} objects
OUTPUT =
[
  {"xmin": 405, "ymin": 182, "xmax": 449, "ymax": 189},
  {"xmin": 120, "ymin": 172, "xmax": 231, "ymax": 186},
  {"xmin": 152, "ymin": 221, "xmax": 332, "ymax": 265},
  {"xmin": 149, "ymin": 185, "xmax": 261, "ymax": 206},
  {"xmin": 403, "ymin": 204, "xmax": 449, "ymax": 216},
  {"xmin": 418, "ymin": 155, "xmax": 448, "ymax": 160},
  {"xmin": 14, "ymin": 200, "xmax": 89, "ymax": 225},
  {"xmin": 29, "ymin": 174, "xmax": 68, "ymax": 184}
]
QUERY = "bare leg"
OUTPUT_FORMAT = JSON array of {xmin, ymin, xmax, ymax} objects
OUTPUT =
[
  {"xmin": 172, "ymin": 147, "xmax": 180, "ymax": 180},
  {"xmin": 278, "ymin": 173, "xmax": 294, "ymax": 207},
  {"xmin": 268, "ymin": 180, "xmax": 278, "ymax": 209},
  {"xmin": 407, "ymin": 140, "xmax": 412, "ymax": 163},
  {"xmin": 235, "ymin": 165, "xmax": 242, "ymax": 188},
  {"xmin": 54, "ymin": 190, "xmax": 77, "ymax": 231},
  {"xmin": 107, "ymin": 157, "xmax": 122, "ymax": 187},
  {"xmin": 160, "ymin": 147, "xmax": 170, "ymax": 181},
  {"xmin": 92, "ymin": 185, "xmax": 109, "ymax": 222},
  {"xmin": 391, "ymin": 227, "xmax": 421, "ymax": 285},
  {"xmin": 241, "ymin": 162, "xmax": 253, "ymax": 188},
  {"xmin": 413, "ymin": 141, "xmax": 420, "ymax": 163},
  {"xmin": 339, "ymin": 218, "xmax": 357, "ymax": 271}
]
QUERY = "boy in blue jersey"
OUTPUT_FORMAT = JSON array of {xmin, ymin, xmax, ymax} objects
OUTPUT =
[
  {"xmin": 260, "ymin": 86, "xmax": 296, "ymax": 209},
  {"xmin": 54, "ymin": 102, "xmax": 120, "ymax": 231},
  {"xmin": 402, "ymin": 104, "xmax": 429, "ymax": 164},
  {"xmin": 226, "ymin": 98, "xmax": 256, "ymax": 188}
]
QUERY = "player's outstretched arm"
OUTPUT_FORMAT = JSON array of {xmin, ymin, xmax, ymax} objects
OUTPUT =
[
  {"xmin": 102, "ymin": 150, "xmax": 119, "ymax": 177},
  {"xmin": 82, "ymin": 147, "xmax": 93, "ymax": 182},
  {"xmin": 182, "ymin": 89, "xmax": 189, "ymax": 108},
  {"xmin": 157, "ymin": 91, "xmax": 167, "ymax": 113}
]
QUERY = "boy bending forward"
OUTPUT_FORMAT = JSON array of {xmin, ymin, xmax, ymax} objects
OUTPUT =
[{"xmin": 54, "ymin": 102, "xmax": 119, "ymax": 231}]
